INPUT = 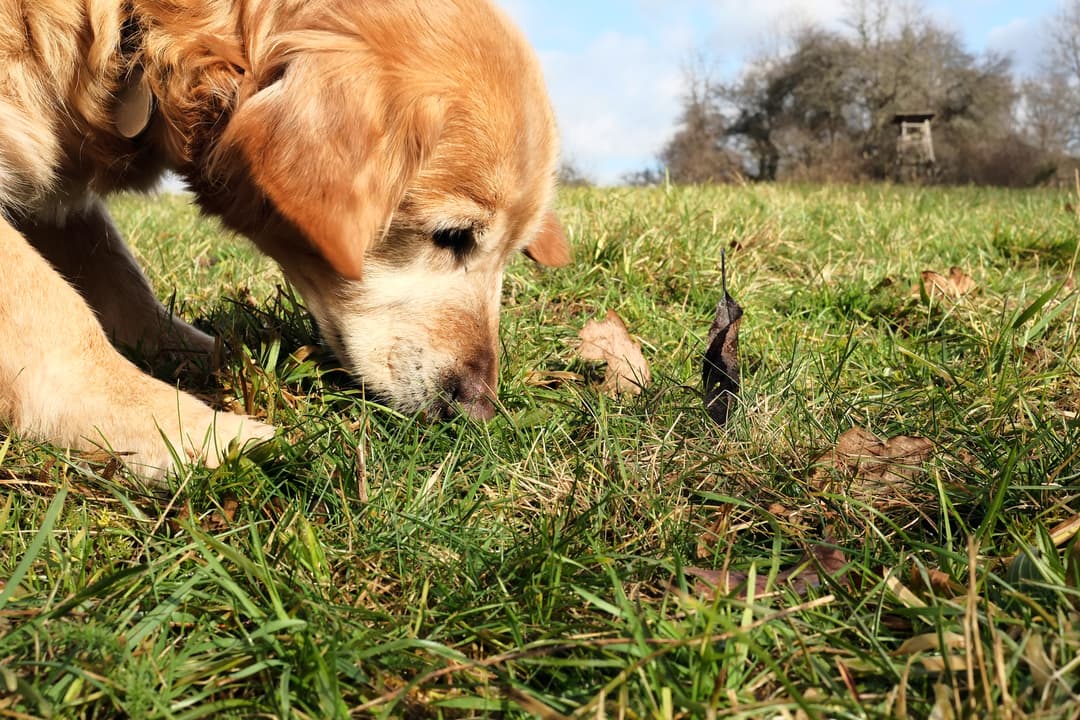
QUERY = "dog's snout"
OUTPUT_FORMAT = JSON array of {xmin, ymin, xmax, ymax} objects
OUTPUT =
[{"xmin": 445, "ymin": 356, "xmax": 497, "ymax": 421}]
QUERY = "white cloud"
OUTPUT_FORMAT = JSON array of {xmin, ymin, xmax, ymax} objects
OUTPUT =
[
  {"xmin": 538, "ymin": 33, "xmax": 686, "ymax": 183},
  {"xmin": 508, "ymin": 1, "xmax": 852, "ymax": 183},
  {"xmin": 986, "ymin": 17, "xmax": 1044, "ymax": 76},
  {"xmin": 700, "ymin": 0, "xmax": 849, "ymax": 50}
]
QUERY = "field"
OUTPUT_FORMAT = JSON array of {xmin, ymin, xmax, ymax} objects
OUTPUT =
[{"xmin": 1, "ymin": 183, "xmax": 1079, "ymax": 718}]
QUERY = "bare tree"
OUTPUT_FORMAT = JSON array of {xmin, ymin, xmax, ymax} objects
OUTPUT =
[
  {"xmin": 1022, "ymin": 73, "xmax": 1076, "ymax": 154},
  {"xmin": 1025, "ymin": 1, "xmax": 1080, "ymax": 159},
  {"xmin": 1049, "ymin": 1, "xmax": 1080, "ymax": 81},
  {"xmin": 659, "ymin": 60, "xmax": 743, "ymax": 183},
  {"xmin": 558, "ymin": 160, "xmax": 592, "ymax": 188}
]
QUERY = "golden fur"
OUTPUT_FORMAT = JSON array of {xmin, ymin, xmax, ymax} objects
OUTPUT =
[{"xmin": 0, "ymin": 0, "xmax": 568, "ymax": 478}]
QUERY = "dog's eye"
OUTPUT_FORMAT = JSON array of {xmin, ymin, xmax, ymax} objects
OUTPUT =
[{"xmin": 432, "ymin": 226, "xmax": 476, "ymax": 260}]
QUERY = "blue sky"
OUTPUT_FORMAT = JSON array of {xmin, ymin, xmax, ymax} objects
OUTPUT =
[{"xmin": 499, "ymin": 0, "xmax": 1060, "ymax": 184}]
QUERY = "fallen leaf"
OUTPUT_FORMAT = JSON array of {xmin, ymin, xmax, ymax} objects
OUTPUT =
[
  {"xmin": 202, "ymin": 496, "xmax": 238, "ymax": 532},
  {"xmin": 947, "ymin": 266, "xmax": 975, "ymax": 294},
  {"xmin": 695, "ymin": 512, "xmax": 731, "ymax": 560},
  {"xmin": 686, "ymin": 541, "xmax": 848, "ymax": 600},
  {"xmin": 811, "ymin": 427, "xmax": 935, "ymax": 501},
  {"xmin": 1048, "ymin": 512, "xmax": 1080, "ymax": 547},
  {"xmin": 168, "ymin": 495, "xmax": 240, "ymax": 533},
  {"xmin": 577, "ymin": 310, "xmax": 651, "ymax": 395},
  {"xmin": 909, "ymin": 566, "xmax": 963, "ymax": 598},
  {"xmin": 894, "ymin": 633, "xmax": 970, "ymax": 674},
  {"xmin": 523, "ymin": 370, "xmax": 584, "ymax": 389},
  {"xmin": 912, "ymin": 266, "xmax": 976, "ymax": 301},
  {"xmin": 895, "ymin": 631, "xmax": 966, "ymax": 656},
  {"xmin": 703, "ymin": 251, "xmax": 743, "ymax": 425}
]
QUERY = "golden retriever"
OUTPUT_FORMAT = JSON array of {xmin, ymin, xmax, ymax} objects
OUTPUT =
[{"xmin": 0, "ymin": 0, "xmax": 569, "ymax": 478}]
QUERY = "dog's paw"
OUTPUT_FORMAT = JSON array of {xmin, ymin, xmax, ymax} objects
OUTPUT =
[
  {"xmin": 168, "ymin": 412, "xmax": 274, "ymax": 479},
  {"xmin": 198, "ymin": 411, "xmax": 278, "ymax": 469},
  {"xmin": 186, "ymin": 408, "xmax": 278, "ymax": 470},
  {"xmin": 108, "ymin": 399, "xmax": 277, "ymax": 482}
]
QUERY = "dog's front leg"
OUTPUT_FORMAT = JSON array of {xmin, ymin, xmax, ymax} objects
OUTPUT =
[
  {"xmin": 0, "ymin": 217, "xmax": 273, "ymax": 480},
  {"xmin": 21, "ymin": 199, "xmax": 216, "ymax": 361}
]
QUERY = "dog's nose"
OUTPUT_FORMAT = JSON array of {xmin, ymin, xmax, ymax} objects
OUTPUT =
[
  {"xmin": 446, "ymin": 358, "xmax": 497, "ymax": 421},
  {"xmin": 454, "ymin": 383, "xmax": 496, "ymax": 421}
]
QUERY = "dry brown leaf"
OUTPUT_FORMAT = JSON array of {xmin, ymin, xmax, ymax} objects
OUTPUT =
[
  {"xmin": 947, "ymin": 266, "xmax": 975, "ymax": 295},
  {"xmin": 909, "ymin": 566, "xmax": 963, "ymax": 598},
  {"xmin": 695, "ymin": 512, "xmax": 731, "ymax": 560},
  {"xmin": 1048, "ymin": 512, "xmax": 1080, "ymax": 547},
  {"xmin": 895, "ymin": 631, "xmax": 966, "ymax": 656},
  {"xmin": 811, "ymin": 427, "xmax": 935, "ymax": 501},
  {"xmin": 912, "ymin": 266, "xmax": 976, "ymax": 301},
  {"xmin": 894, "ymin": 633, "xmax": 970, "ymax": 674},
  {"xmin": 577, "ymin": 310, "xmax": 651, "ymax": 395},
  {"xmin": 169, "ymin": 494, "xmax": 239, "ymax": 533},
  {"xmin": 523, "ymin": 370, "xmax": 584, "ymax": 389},
  {"xmin": 686, "ymin": 541, "xmax": 848, "ymax": 600}
]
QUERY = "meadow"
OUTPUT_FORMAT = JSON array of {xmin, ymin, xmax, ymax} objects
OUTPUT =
[{"xmin": 1, "ymin": 183, "xmax": 1079, "ymax": 718}]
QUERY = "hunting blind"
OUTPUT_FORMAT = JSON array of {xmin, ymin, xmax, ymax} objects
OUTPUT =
[{"xmin": 893, "ymin": 112, "xmax": 935, "ymax": 179}]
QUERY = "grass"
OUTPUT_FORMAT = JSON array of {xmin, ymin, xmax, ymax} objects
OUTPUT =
[{"xmin": 1, "ymin": 183, "xmax": 1079, "ymax": 718}]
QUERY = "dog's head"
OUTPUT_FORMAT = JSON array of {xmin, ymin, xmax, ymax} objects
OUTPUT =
[{"xmin": 181, "ymin": 0, "xmax": 568, "ymax": 419}]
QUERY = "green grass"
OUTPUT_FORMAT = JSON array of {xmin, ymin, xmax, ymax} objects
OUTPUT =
[{"xmin": 2, "ymin": 183, "xmax": 1079, "ymax": 718}]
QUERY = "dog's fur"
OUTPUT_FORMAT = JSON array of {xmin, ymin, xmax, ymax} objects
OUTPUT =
[{"xmin": 0, "ymin": 0, "xmax": 568, "ymax": 478}]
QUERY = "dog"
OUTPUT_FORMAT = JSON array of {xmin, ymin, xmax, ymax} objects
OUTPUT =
[{"xmin": 0, "ymin": 0, "xmax": 569, "ymax": 479}]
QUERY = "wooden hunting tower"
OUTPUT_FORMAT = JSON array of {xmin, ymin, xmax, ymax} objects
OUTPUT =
[{"xmin": 893, "ymin": 112, "xmax": 935, "ymax": 180}]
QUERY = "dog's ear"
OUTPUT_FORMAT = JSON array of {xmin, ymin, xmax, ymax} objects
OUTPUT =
[
  {"xmin": 219, "ymin": 56, "xmax": 442, "ymax": 280},
  {"xmin": 524, "ymin": 211, "xmax": 571, "ymax": 267},
  {"xmin": 115, "ymin": 68, "xmax": 154, "ymax": 139}
]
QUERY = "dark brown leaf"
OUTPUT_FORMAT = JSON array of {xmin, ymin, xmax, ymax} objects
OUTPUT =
[{"xmin": 703, "ymin": 252, "xmax": 742, "ymax": 425}]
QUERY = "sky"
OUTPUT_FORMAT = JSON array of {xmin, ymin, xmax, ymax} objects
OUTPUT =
[{"xmin": 498, "ymin": 0, "xmax": 1061, "ymax": 184}]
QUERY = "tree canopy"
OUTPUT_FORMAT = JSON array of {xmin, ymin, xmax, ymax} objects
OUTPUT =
[{"xmin": 650, "ymin": 0, "xmax": 1076, "ymax": 186}]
